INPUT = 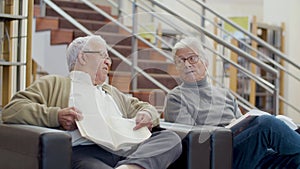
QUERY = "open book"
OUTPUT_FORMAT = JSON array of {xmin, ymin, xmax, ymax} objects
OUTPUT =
[
  {"xmin": 76, "ymin": 115, "xmax": 151, "ymax": 151},
  {"xmin": 225, "ymin": 109, "xmax": 298, "ymax": 136},
  {"xmin": 225, "ymin": 109, "xmax": 270, "ymax": 136},
  {"xmin": 69, "ymin": 80, "xmax": 151, "ymax": 151}
]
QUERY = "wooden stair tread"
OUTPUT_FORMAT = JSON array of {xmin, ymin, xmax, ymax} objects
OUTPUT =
[
  {"xmin": 46, "ymin": 6, "xmax": 110, "ymax": 22},
  {"xmin": 52, "ymin": 0, "xmax": 111, "ymax": 13},
  {"xmin": 60, "ymin": 18, "xmax": 120, "ymax": 33}
]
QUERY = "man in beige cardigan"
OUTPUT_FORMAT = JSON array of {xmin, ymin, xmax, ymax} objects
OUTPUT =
[{"xmin": 2, "ymin": 35, "xmax": 182, "ymax": 169}]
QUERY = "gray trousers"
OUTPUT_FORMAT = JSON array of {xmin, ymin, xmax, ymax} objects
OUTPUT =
[{"xmin": 72, "ymin": 130, "xmax": 182, "ymax": 169}]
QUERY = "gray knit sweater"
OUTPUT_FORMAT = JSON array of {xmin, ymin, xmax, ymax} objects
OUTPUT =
[{"xmin": 164, "ymin": 78, "xmax": 242, "ymax": 126}]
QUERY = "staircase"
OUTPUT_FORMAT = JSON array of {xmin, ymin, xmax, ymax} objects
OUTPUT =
[{"xmin": 33, "ymin": 0, "xmax": 180, "ymax": 113}]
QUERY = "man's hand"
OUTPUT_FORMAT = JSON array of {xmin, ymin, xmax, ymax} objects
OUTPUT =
[
  {"xmin": 58, "ymin": 107, "xmax": 83, "ymax": 131},
  {"xmin": 134, "ymin": 111, "xmax": 153, "ymax": 131}
]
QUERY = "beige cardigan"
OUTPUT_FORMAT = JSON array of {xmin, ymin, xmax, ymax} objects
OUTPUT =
[{"xmin": 2, "ymin": 75, "xmax": 160, "ymax": 128}]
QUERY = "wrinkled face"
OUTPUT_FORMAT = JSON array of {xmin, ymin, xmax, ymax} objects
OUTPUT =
[
  {"xmin": 81, "ymin": 42, "xmax": 112, "ymax": 85},
  {"xmin": 175, "ymin": 47, "xmax": 207, "ymax": 83}
]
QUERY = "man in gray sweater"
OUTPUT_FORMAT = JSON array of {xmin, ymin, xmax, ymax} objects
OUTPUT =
[{"xmin": 164, "ymin": 37, "xmax": 300, "ymax": 169}]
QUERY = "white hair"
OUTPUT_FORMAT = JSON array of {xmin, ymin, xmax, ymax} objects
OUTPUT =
[
  {"xmin": 66, "ymin": 35, "xmax": 107, "ymax": 71},
  {"xmin": 172, "ymin": 37, "xmax": 208, "ymax": 64}
]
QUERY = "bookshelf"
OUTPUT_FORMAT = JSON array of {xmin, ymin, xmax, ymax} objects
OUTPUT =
[
  {"xmin": 0, "ymin": 1, "xmax": 32, "ymax": 107},
  {"xmin": 234, "ymin": 21, "xmax": 284, "ymax": 114}
]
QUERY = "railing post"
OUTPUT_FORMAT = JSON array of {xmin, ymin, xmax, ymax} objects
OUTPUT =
[
  {"xmin": 131, "ymin": 0, "xmax": 138, "ymax": 91},
  {"xmin": 279, "ymin": 23, "xmax": 286, "ymax": 115},
  {"xmin": 40, "ymin": 0, "xmax": 46, "ymax": 17},
  {"xmin": 117, "ymin": 0, "xmax": 122, "ymax": 22},
  {"xmin": 250, "ymin": 16, "xmax": 258, "ymax": 106},
  {"xmin": 273, "ymin": 75, "xmax": 280, "ymax": 115},
  {"xmin": 273, "ymin": 44, "xmax": 281, "ymax": 115},
  {"xmin": 200, "ymin": 0, "xmax": 206, "ymax": 42}
]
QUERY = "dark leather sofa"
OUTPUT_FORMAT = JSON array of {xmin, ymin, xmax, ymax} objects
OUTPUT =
[{"xmin": 0, "ymin": 120, "xmax": 233, "ymax": 169}]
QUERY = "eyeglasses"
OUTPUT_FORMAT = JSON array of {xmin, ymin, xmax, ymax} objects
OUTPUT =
[
  {"xmin": 82, "ymin": 50, "xmax": 112, "ymax": 63},
  {"xmin": 175, "ymin": 55, "xmax": 199, "ymax": 66}
]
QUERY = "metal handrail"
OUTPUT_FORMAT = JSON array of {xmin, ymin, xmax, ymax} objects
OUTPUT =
[
  {"xmin": 81, "ymin": 0, "xmax": 174, "ymax": 62},
  {"xmin": 148, "ymin": 0, "xmax": 278, "ymax": 77},
  {"xmin": 119, "ymin": 0, "xmax": 276, "ymax": 111},
  {"xmin": 192, "ymin": 0, "xmax": 300, "ymax": 71},
  {"xmin": 136, "ymin": 0, "xmax": 189, "ymax": 37},
  {"xmin": 122, "ymin": 0, "xmax": 299, "ymax": 115},
  {"xmin": 168, "ymin": 0, "xmax": 299, "ymax": 114},
  {"xmin": 175, "ymin": 0, "xmax": 300, "ymax": 83},
  {"xmin": 203, "ymin": 44, "xmax": 274, "ymax": 93},
  {"xmin": 209, "ymin": 69, "xmax": 257, "ymax": 112},
  {"xmin": 144, "ymin": 0, "xmax": 284, "ymax": 114},
  {"xmin": 104, "ymin": 0, "xmax": 174, "ymax": 49},
  {"xmin": 125, "ymin": 0, "xmax": 274, "ymax": 113},
  {"xmin": 126, "ymin": 0, "xmax": 277, "ymax": 111},
  {"xmin": 41, "ymin": 0, "xmax": 170, "ymax": 93}
]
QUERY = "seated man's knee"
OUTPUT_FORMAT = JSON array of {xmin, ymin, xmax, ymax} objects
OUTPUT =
[
  {"xmin": 162, "ymin": 130, "xmax": 182, "ymax": 144},
  {"xmin": 256, "ymin": 115, "xmax": 284, "ymax": 129},
  {"xmin": 161, "ymin": 130, "xmax": 182, "ymax": 154}
]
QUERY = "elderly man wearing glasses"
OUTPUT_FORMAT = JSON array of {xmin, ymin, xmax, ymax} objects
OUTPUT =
[
  {"xmin": 164, "ymin": 37, "xmax": 300, "ymax": 169},
  {"xmin": 2, "ymin": 35, "xmax": 182, "ymax": 169}
]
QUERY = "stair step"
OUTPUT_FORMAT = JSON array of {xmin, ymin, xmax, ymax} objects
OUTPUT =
[
  {"xmin": 134, "ymin": 48, "xmax": 169, "ymax": 61},
  {"xmin": 34, "ymin": 0, "xmax": 112, "ymax": 14},
  {"xmin": 111, "ymin": 58, "xmax": 178, "ymax": 76},
  {"xmin": 50, "ymin": 29, "xmax": 73, "ymax": 45},
  {"xmin": 110, "ymin": 45, "xmax": 152, "ymax": 58},
  {"xmin": 52, "ymin": 0, "xmax": 112, "ymax": 14},
  {"xmin": 74, "ymin": 30, "xmax": 151, "ymax": 48},
  {"xmin": 131, "ymin": 89, "xmax": 167, "ymax": 108},
  {"xmin": 137, "ymin": 73, "xmax": 180, "ymax": 90},
  {"xmin": 34, "ymin": 5, "xmax": 41, "ymax": 17},
  {"xmin": 35, "ymin": 16, "xmax": 59, "ymax": 31},
  {"xmin": 74, "ymin": 30, "xmax": 135, "ymax": 44},
  {"xmin": 60, "ymin": 18, "xmax": 120, "ymax": 33},
  {"xmin": 46, "ymin": 6, "xmax": 110, "ymax": 22},
  {"xmin": 34, "ymin": 0, "xmax": 39, "ymax": 4},
  {"xmin": 109, "ymin": 45, "xmax": 171, "ymax": 61},
  {"xmin": 109, "ymin": 71, "xmax": 181, "ymax": 93}
]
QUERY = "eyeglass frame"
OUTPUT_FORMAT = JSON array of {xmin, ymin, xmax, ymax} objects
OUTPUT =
[
  {"xmin": 174, "ymin": 54, "xmax": 200, "ymax": 66},
  {"xmin": 82, "ymin": 50, "xmax": 112, "ymax": 63}
]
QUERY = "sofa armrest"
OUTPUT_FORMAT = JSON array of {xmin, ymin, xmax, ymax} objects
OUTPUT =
[
  {"xmin": 0, "ymin": 124, "xmax": 72, "ymax": 169},
  {"xmin": 160, "ymin": 121, "xmax": 232, "ymax": 169}
]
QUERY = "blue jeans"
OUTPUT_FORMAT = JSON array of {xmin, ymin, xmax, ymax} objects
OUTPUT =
[{"xmin": 233, "ymin": 115, "xmax": 300, "ymax": 169}]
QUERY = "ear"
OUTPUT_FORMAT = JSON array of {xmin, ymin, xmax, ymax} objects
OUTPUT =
[{"xmin": 77, "ymin": 52, "xmax": 87, "ymax": 65}]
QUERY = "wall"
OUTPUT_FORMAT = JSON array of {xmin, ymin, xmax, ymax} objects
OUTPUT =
[
  {"xmin": 32, "ymin": 19, "xmax": 69, "ymax": 76},
  {"xmin": 206, "ymin": 0, "xmax": 263, "ymax": 21}
]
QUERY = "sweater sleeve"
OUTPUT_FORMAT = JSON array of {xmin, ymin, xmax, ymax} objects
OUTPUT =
[
  {"xmin": 1, "ymin": 76, "xmax": 68, "ymax": 127},
  {"xmin": 164, "ymin": 92, "xmax": 196, "ymax": 125},
  {"xmin": 225, "ymin": 90, "xmax": 243, "ymax": 118}
]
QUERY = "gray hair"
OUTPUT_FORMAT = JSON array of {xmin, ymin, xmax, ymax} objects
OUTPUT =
[
  {"xmin": 66, "ymin": 35, "xmax": 107, "ymax": 71},
  {"xmin": 172, "ymin": 37, "xmax": 208, "ymax": 64}
]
